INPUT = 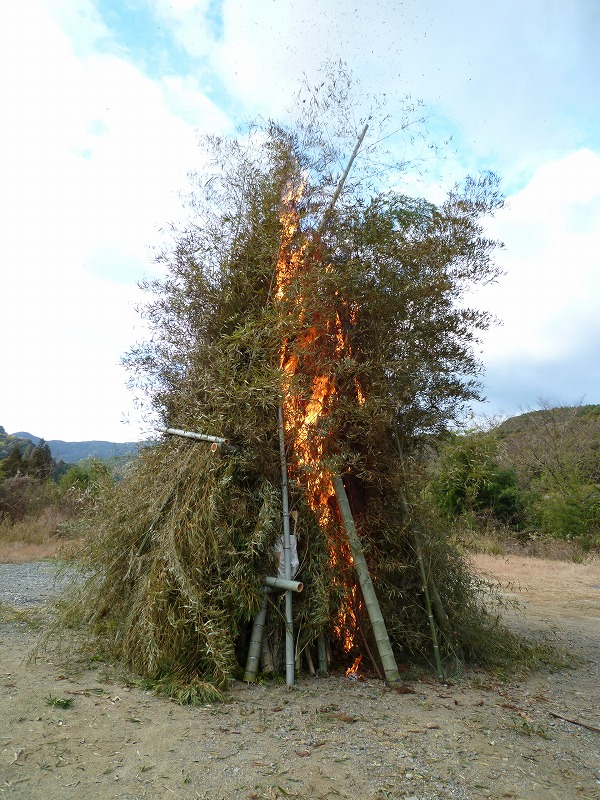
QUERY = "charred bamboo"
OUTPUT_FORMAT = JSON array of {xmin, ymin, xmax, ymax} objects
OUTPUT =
[
  {"xmin": 333, "ymin": 475, "xmax": 401, "ymax": 687},
  {"xmin": 317, "ymin": 635, "xmax": 328, "ymax": 676}
]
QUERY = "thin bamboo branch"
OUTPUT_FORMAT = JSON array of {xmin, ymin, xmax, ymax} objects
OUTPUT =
[
  {"xmin": 548, "ymin": 711, "xmax": 600, "ymax": 733},
  {"xmin": 316, "ymin": 124, "xmax": 368, "ymax": 236},
  {"xmin": 413, "ymin": 531, "xmax": 444, "ymax": 680},
  {"xmin": 333, "ymin": 475, "xmax": 401, "ymax": 686},
  {"xmin": 278, "ymin": 404, "xmax": 295, "ymax": 686}
]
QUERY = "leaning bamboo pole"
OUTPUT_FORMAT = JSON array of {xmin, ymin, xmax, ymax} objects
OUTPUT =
[
  {"xmin": 158, "ymin": 426, "xmax": 228, "ymax": 444},
  {"xmin": 333, "ymin": 475, "xmax": 401, "ymax": 686},
  {"xmin": 413, "ymin": 531, "xmax": 444, "ymax": 679},
  {"xmin": 278, "ymin": 404, "xmax": 295, "ymax": 687},
  {"xmin": 316, "ymin": 124, "xmax": 368, "ymax": 236},
  {"xmin": 392, "ymin": 432, "xmax": 457, "ymax": 670}
]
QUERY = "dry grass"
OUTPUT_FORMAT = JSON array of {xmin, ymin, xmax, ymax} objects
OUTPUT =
[
  {"xmin": 460, "ymin": 528, "xmax": 597, "ymax": 562},
  {"xmin": 0, "ymin": 507, "xmax": 81, "ymax": 563},
  {"xmin": 473, "ymin": 552, "xmax": 600, "ymax": 608}
]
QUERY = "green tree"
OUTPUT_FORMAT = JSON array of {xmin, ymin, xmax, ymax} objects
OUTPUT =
[
  {"xmin": 27, "ymin": 439, "xmax": 54, "ymax": 481},
  {"xmin": 2, "ymin": 444, "xmax": 25, "ymax": 478},
  {"xmin": 60, "ymin": 458, "xmax": 111, "ymax": 496},
  {"xmin": 431, "ymin": 431, "xmax": 523, "ymax": 526},
  {"xmin": 501, "ymin": 403, "xmax": 600, "ymax": 545}
]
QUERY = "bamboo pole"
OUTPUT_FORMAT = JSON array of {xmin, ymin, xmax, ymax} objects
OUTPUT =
[
  {"xmin": 428, "ymin": 576, "xmax": 464, "ymax": 663},
  {"xmin": 260, "ymin": 635, "xmax": 274, "ymax": 674},
  {"xmin": 278, "ymin": 404, "xmax": 295, "ymax": 686},
  {"xmin": 158, "ymin": 426, "xmax": 228, "ymax": 444},
  {"xmin": 264, "ymin": 576, "xmax": 303, "ymax": 593},
  {"xmin": 413, "ymin": 531, "xmax": 444, "ymax": 680},
  {"xmin": 317, "ymin": 635, "xmax": 328, "ymax": 676},
  {"xmin": 244, "ymin": 593, "xmax": 269, "ymax": 682},
  {"xmin": 305, "ymin": 646, "xmax": 316, "ymax": 676},
  {"xmin": 333, "ymin": 475, "xmax": 401, "ymax": 686},
  {"xmin": 316, "ymin": 124, "xmax": 368, "ymax": 236}
]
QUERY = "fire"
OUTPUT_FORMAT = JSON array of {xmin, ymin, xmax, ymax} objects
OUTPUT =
[
  {"xmin": 346, "ymin": 655, "xmax": 362, "ymax": 677},
  {"xmin": 275, "ymin": 178, "xmax": 363, "ymax": 654}
]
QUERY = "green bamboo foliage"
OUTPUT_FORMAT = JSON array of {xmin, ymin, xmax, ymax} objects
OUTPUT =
[{"xmin": 60, "ymin": 78, "xmax": 540, "ymax": 696}]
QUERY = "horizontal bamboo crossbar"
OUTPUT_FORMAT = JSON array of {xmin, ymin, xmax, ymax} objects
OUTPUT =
[
  {"xmin": 264, "ymin": 576, "xmax": 303, "ymax": 593},
  {"xmin": 158, "ymin": 427, "xmax": 228, "ymax": 444}
]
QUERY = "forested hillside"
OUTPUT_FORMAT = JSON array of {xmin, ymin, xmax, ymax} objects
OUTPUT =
[
  {"xmin": 431, "ymin": 404, "xmax": 600, "ymax": 549},
  {"xmin": 10, "ymin": 430, "xmax": 139, "ymax": 463}
]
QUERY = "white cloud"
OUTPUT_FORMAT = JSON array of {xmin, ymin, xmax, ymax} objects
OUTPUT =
[
  {"xmin": 2, "ymin": 0, "xmax": 599, "ymax": 440},
  {"xmin": 206, "ymin": 0, "xmax": 600, "ymax": 182},
  {"xmin": 1, "ymin": 0, "xmax": 230, "ymax": 441},
  {"xmin": 473, "ymin": 149, "xmax": 600, "ymax": 366}
]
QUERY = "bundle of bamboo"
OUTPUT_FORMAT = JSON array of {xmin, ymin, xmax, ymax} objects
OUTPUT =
[{"xmin": 60, "ymin": 83, "xmax": 542, "ymax": 700}]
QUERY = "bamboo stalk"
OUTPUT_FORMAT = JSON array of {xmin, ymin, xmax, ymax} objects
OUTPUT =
[
  {"xmin": 158, "ymin": 426, "xmax": 228, "ymax": 445},
  {"xmin": 413, "ymin": 531, "xmax": 444, "ymax": 680},
  {"xmin": 305, "ymin": 646, "xmax": 316, "ymax": 676},
  {"xmin": 316, "ymin": 124, "xmax": 368, "ymax": 236},
  {"xmin": 244, "ymin": 594, "xmax": 269, "ymax": 682},
  {"xmin": 392, "ymin": 432, "xmax": 462, "ymax": 666},
  {"xmin": 428, "ymin": 571, "xmax": 465, "ymax": 663},
  {"xmin": 260, "ymin": 635, "xmax": 274, "ymax": 673},
  {"xmin": 264, "ymin": 576, "xmax": 303, "ymax": 592},
  {"xmin": 333, "ymin": 475, "xmax": 401, "ymax": 686},
  {"xmin": 317, "ymin": 635, "xmax": 328, "ymax": 676},
  {"xmin": 278, "ymin": 404, "xmax": 295, "ymax": 686}
]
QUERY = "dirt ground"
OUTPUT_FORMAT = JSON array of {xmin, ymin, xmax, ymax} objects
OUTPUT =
[{"xmin": 0, "ymin": 554, "xmax": 599, "ymax": 800}]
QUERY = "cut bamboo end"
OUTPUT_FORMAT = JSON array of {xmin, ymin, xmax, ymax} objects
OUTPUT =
[{"xmin": 264, "ymin": 576, "xmax": 303, "ymax": 593}]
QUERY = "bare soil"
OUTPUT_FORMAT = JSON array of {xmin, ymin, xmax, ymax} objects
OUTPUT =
[{"xmin": 1, "ymin": 554, "xmax": 599, "ymax": 800}]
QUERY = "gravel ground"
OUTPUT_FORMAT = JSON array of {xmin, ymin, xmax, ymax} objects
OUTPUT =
[
  {"xmin": 0, "ymin": 561, "xmax": 77, "ymax": 608},
  {"xmin": 0, "ymin": 556, "xmax": 599, "ymax": 800}
]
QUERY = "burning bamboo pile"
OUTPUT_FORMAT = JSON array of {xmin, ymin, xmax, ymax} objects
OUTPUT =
[{"xmin": 63, "ymin": 89, "xmax": 529, "ymax": 701}]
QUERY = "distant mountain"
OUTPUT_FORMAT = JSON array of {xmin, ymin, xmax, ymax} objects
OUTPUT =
[
  {"xmin": 0, "ymin": 428, "xmax": 36, "ymax": 460},
  {"xmin": 11, "ymin": 431, "xmax": 41, "ymax": 445},
  {"xmin": 10, "ymin": 432, "xmax": 140, "ymax": 463}
]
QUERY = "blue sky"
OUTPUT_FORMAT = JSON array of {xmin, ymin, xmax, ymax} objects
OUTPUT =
[{"xmin": 2, "ymin": 0, "xmax": 599, "ymax": 441}]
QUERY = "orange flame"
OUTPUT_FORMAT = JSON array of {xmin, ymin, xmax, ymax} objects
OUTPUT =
[
  {"xmin": 275, "ymin": 180, "xmax": 362, "ymax": 654},
  {"xmin": 346, "ymin": 655, "xmax": 362, "ymax": 677}
]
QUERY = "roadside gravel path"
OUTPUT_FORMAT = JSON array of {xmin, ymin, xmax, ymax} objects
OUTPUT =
[
  {"xmin": 0, "ymin": 556, "xmax": 599, "ymax": 800},
  {"xmin": 0, "ymin": 561, "xmax": 77, "ymax": 608}
]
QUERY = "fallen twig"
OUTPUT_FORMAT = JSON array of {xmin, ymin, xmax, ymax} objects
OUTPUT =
[{"xmin": 549, "ymin": 711, "xmax": 600, "ymax": 733}]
